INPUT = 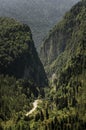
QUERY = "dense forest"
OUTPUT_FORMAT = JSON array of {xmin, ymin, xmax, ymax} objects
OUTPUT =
[
  {"xmin": 0, "ymin": 0, "xmax": 86, "ymax": 130},
  {"xmin": 0, "ymin": 17, "xmax": 48, "ymax": 86},
  {"xmin": 0, "ymin": 17, "xmax": 47, "ymax": 129}
]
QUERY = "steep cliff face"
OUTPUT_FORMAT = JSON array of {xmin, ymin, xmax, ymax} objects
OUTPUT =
[
  {"xmin": 40, "ymin": 0, "xmax": 86, "ymax": 78},
  {"xmin": 40, "ymin": 1, "xmax": 86, "ymax": 126},
  {"xmin": 0, "ymin": 17, "xmax": 48, "ymax": 86}
]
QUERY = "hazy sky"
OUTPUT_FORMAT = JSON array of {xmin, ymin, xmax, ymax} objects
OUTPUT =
[{"xmin": 0, "ymin": 0, "xmax": 80, "ymax": 48}]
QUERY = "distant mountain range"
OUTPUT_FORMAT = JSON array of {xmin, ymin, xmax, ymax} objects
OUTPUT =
[{"xmin": 0, "ymin": 0, "xmax": 79, "ymax": 50}]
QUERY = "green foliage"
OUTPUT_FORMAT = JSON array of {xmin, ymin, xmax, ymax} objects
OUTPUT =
[
  {"xmin": 0, "ymin": 17, "xmax": 48, "ymax": 87},
  {"xmin": 39, "ymin": 1, "xmax": 86, "ymax": 129},
  {"xmin": 40, "ymin": 0, "xmax": 86, "ymax": 116},
  {"xmin": 40, "ymin": 0, "xmax": 86, "ymax": 78},
  {"xmin": 0, "ymin": 75, "xmax": 39, "ymax": 121},
  {"xmin": 0, "ymin": 1, "xmax": 86, "ymax": 130}
]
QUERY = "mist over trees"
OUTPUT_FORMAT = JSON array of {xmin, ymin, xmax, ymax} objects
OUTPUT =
[{"xmin": 0, "ymin": 0, "xmax": 80, "ymax": 49}]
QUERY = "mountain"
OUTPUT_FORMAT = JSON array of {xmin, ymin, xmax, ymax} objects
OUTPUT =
[
  {"xmin": 0, "ymin": 1, "xmax": 86, "ymax": 130},
  {"xmin": 0, "ymin": 17, "xmax": 48, "ymax": 128},
  {"xmin": 38, "ymin": 0, "xmax": 86, "ymax": 129},
  {"xmin": 40, "ymin": 0, "xmax": 86, "ymax": 78},
  {"xmin": 0, "ymin": 0, "xmax": 80, "ymax": 49},
  {"xmin": 0, "ymin": 17, "xmax": 48, "ymax": 87},
  {"xmin": 40, "ymin": 0, "xmax": 86, "ymax": 119}
]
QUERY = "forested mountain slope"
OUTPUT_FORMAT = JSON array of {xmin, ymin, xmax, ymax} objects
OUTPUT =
[
  {"xmin": 0, "ymin": 18, "xmax": 48, "ymax": 129},
  {"xmin": 0, "ymin": 0, "xmax": 79, "ymax": 49},
  {"xmin": 40, "ymin": 0, "xmax": 86, "ymax": 78},
  {"xmin": 38, "ymin": 1, "xmax": 86, "ymax": 129},
  {"xmin": 0, "ymin": 1, "xmax": 86, "ymax": 130},
  {"xmin": 0, "ymin": 17, "xmax": 48, "ymax": 87}
]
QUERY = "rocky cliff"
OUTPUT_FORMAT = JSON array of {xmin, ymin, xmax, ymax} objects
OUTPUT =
[{"xmin": 40, "ymin": 0, "xmax": 86, "ymax": 78}]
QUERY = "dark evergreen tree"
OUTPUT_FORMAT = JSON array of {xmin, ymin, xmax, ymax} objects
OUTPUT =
[
  {"xmin": 45, "ymin": 109, "xmax": 49, "ymax": 119},
  {"xmin": 34, "ymin": 113, "xmax": 40, "ymax": 121},
  {"xmin": 40, "ymin": 110, "xmax": 44, "ymax": 121}
]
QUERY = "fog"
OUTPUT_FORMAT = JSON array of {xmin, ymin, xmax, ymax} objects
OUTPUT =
[{"xmin": 0, "ymin": 0, "xmax": 80, "ymax": 49}]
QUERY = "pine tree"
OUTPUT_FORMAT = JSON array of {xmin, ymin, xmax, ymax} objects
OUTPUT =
[
  {"xmin": 45, "ymin": 108, "xmax": 49, "ymax": 119},
  {"xmin": 40, "ymin": 110, "xmax": 44, "ymax": 121}
]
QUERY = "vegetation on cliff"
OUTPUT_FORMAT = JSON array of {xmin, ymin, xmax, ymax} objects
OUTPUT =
[
  {"xmin": 0, "ymin": 17, "xmax": 48, "ymax": 86},
  {"xmin": 0, "ymin": 17, "xmax": 47, "ymax": 129},
  {"xmin": 0, "ymin": 0, "xmax": 86, "ymax": 130}
]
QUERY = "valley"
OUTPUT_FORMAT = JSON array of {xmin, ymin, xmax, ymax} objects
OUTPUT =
[{"xmin": 0, "ymin": 0, "xmax": 86, "ymax": 130}]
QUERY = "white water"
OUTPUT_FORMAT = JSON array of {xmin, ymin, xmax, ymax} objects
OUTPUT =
[{"xmin": 26, "ymin": 100, "xmax": 39, "ymax": 116}]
